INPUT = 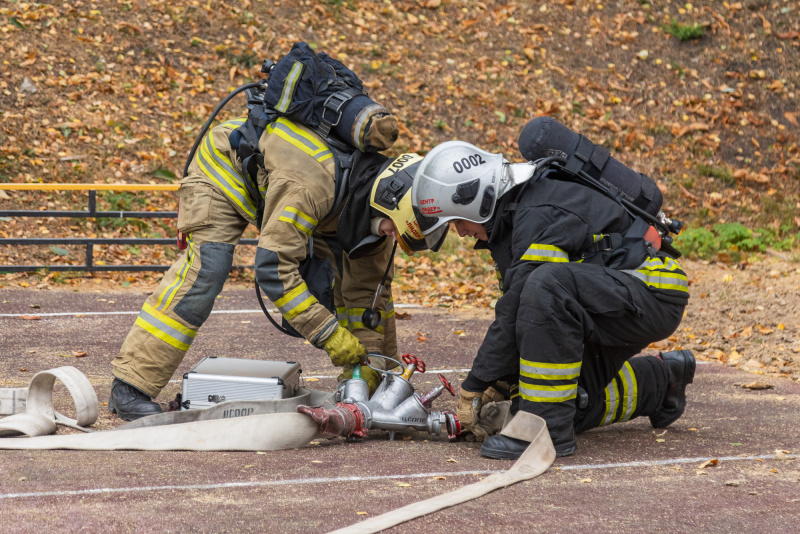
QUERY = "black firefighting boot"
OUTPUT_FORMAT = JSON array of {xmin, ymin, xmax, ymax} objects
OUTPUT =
[
  {"xmin": 108, "ymin": 378, "xmax": 162, "ymax": 421},
  {"xmin": 480, "ymin": 434, "xmax": 577, "ymax": 460},
  {"xmin": 649, "ymin": 350, "xmax": 696, "ymax": 429}
]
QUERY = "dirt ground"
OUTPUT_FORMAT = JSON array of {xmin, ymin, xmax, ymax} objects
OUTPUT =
[
  {"xmin": 1, "ymin": 286, "xmax": 799, "ymax": 534},
  {"xmin": 4, "ymin": 256, "xmax": 799, "ymax": 385}
]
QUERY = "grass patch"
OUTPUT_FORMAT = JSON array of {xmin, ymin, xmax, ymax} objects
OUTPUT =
[
  {"xmin": 674, "ymin": 222, "xmax": 800, "ymax": 260},
  {"xmin": 664, "ymin": 20, "xmax": 705, "ymax": 41},
  {"xmin": 697, "ymin": 163, "xmax": 735, "ymax": 185}
]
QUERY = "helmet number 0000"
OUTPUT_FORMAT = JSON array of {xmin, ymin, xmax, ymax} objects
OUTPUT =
[{"xmin": 452, "ymin": 154, "xmax": 487, "ymax": 174}]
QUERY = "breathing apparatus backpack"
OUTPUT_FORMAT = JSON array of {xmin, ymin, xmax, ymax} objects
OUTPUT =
[
  {"xmin": 180, "ymin": 41, "xmax": 398, "ymax": 337},
  {"xmin": 518, "ymin": 117, "xmax": 683, "ymax": 259}
]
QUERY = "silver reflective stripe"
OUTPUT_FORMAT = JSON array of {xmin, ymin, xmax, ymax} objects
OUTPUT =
[
  {"xmin": 520, "ymin": 362, "xmax": 581, "ymax": 378},
  {"xmin": 622, "ymin": 269, "xmax": 689, "ymax": 289},
  {"xmin": 352, "ymin": 103, "xmax": 383, "ymax": 151},
  {"xmin": 200, "ymin": 135, "xmax": 255, "ymax": 216},
  {"xmin": 139, "ymin": 308, "xmax": 195, "ymax": 347},
  {"xmin": 602, "ymin": 382, "xmax": 618, "ymax": 426},
  {"xmin": 276, "ymin": 61, "xmax": 303, "ymax": 113},
  {"xmin": 521, "ymin": 246, "xmax": 569, "ymax": 261},
  {"xmin": 270, "ymin": 121, "xmax": 332, "ymax": 161},
  {"xmin": 619, "ymin": 364, "xmax": 636, "ymax": 422},
  {"xmin": 280, "ymin": 208, "xmax": 316, "ymax": 234},
  {"xmin": 277, "ymin": 288, "xmax": 315, "ymax": 316},
  {"xmin": 518, "ymin": 383, "xmax": 577, "ymax": 400}
]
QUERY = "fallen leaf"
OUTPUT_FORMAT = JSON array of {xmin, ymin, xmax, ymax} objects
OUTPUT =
[
  {"xmin": 397, "ymin": 482, "xmax": 410, "ymax": 487},
  {"xmin": 656, "ymin": 438, "xmax": 666, "ymax": 443},
  {"xmin": 698, "ymin": 459, "xmax": 719, "ymax": 469},
  {"xmin": 395, "ymin": 311, "xmax": 412, "ymax": 320},
  {"xmin": 356, "ymin": 512, "xmax": 368, "ymax": 515},
  {"xmin": 785, "ymin": 112, "xmax": 798, "ymax": 127},
  {"xmin": 433, "ymin": 476, "xmax": 446, "ymax": 480},
  {"xmin": 20, "ymin": 315, "xmax": 41, "ymax": 321},
  {"xmin": 311, "ymin": 460, "xmax": 323, "ymax": 464},
  {"xmin": 416, "ymin": 336, "xmax": 428, "ymax": 342},
  {"xmin": 446, "ymin": 458, "xmax": 458, "ymax": 463},
  {"xmin": 304, "ymin": 377, "xmax": 319, "ymax": 382},
  {"xmin": 72, "ymin": 351, "xmax": 88, "ymax": 358},
  {"xmin": 580, "ymin": 478, "xmax": 592, "ymax": 483},
  {"xmin": 725, "ymin": 480, "xmax": 740, "ymax": 487},
  {"xmin": 19, "ymin": 368, "xmax": 27, "ymax": 372},
  {"xmin": 738, "ymin": 381, "xmax": 773, "ymax": 390}
]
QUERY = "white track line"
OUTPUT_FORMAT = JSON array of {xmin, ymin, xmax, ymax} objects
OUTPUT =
[
  {"xmin": 0, "ymin": 304, "xmax": 421, "ymax": 318},
  {"xmin": 1, "ymin": 453, "xmax": 794, "ymax": 501}
]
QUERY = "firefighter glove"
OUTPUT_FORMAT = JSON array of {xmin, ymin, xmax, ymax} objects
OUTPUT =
[
  {"xmin": 323, "ymin": 326, "xmax": 368, "ymax": 367},
  {"xmin": 456, "ymin": 389, "xmax": 484, "ymax": 435},
  {"xmin": 337, "ymin": 365, "xmax": 381, "ymax": 396}
]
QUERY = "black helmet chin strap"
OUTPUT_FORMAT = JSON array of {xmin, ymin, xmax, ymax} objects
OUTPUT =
[{"xmin": 361, "ymin": 240, "xmax": 397, "ymax": 330}]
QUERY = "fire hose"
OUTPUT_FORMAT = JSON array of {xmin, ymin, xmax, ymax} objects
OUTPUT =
[{"xmin": 0, "ymin": 365, "xmax": 555, "ymax": 532}]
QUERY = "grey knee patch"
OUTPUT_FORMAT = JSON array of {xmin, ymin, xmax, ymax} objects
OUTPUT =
[
  {"xmin": 255, "ymin": 247, "xmax": 284, "ymax": 301},
  {"xmin": 174, "ymin": 242, "xmax": 234, "ymax": 327}
]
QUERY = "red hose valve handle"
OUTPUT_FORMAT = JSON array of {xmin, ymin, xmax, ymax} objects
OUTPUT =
[
  {"xmin": 438, "ymin": 374, "xmax": 455, "ymax": 396},
  {"xmin": 402, "ymin": 354, "xmax": 426, "ymax": 374}
]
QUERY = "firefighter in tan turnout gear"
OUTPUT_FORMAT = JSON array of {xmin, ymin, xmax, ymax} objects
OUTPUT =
[
  {"xmin": 109, "ymin": 107, "xmax": 445, "ymax": 421},
  {"xmin": 411, "ymin": 120, "xmax": 695, "ymax": 458}
]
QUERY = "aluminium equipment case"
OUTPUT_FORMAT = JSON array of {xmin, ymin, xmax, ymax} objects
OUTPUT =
[{"xmin": 181, "ymin": 357, "xmax": 302, "ymax": 410}]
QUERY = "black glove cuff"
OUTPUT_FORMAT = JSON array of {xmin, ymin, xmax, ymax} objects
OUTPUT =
[{"xmin": 461, "ymin": 373, "xmax": 493, "ymax": 393}]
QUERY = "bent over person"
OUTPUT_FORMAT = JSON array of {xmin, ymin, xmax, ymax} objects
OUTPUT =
[
  {"xmin": 410, "ymin": 129, "xmax": 694, "ymax": 458},
  {"xmin": 109, "ymin": 88, "xmax": 446, "ymax": 421}
]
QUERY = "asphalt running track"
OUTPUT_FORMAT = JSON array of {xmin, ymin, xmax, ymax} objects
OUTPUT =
[{"xmin": 1, "ymin": 288, "xmax": 798, "ymax": 533}]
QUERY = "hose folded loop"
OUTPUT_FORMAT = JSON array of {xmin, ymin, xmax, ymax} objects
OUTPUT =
[{"xmin": 0, "ymin": 366, "xmax": 99, "ymax": 437}]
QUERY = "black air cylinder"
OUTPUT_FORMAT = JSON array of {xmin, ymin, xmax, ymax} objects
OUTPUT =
[{"xmin": 518, "ymin": 117, "xmax": 662, "ymax": 217}]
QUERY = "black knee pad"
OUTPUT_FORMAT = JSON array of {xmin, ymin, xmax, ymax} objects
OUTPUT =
[{"xmin": 174, "ymin": 242, "xmax": 234, "ymax": 327}]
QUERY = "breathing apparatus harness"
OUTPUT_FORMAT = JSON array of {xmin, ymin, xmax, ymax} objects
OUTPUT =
[
  {"xmin": 180, "ymin": 51, "xmax": 395, "ymax": 337},
  {"xmin": 504, "ymin": 151, "xmax": 684, "ymax": 260}
]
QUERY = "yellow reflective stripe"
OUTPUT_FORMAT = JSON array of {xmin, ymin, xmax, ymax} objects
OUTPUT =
[
  {"xmin": 640, "ymin": 256, "xmax": 683, "ymax": 272},
  {"xmin": 336, "ymin": 306, "xmax": 348, "ymax": 328},
  {"xmin": 136, "ymin": 302, "xmax": 197, "ymax": 351},
  {"xmin": 520, "ymin": 359, "xmax": 581, "ymax": 380},
  {"xmin": 600, "ymin": 379, "xmax": 619, "ymax": 426},
  {"xmin": 519, "ymin": 383, "xmax": 577, "ymax": 403},
  {"xmin": 220, "ymin": 118, "xmax": 247, "ymax": 129},
  {"xmin": 267, "ymin": 118, "xmax": 333, "ymax": 162},
  {"xmin": 347, "ymin": 307, "xmax": 384, "ymax": 333},
  {"xmin": 155, "ymin": 240, "xmax": 195, "ymax": 311},
  {"xmin": 622, "ymin": 269, "xmax": 689, "ymax": 293},
  {"xmin": 196, "ymin": 131, "xmax": 256, "ymax": 218},
  {"xmin": 618, "ymin": 361, "xmax": 638, "ymax": 422},
  {"xmin": 521, "ymin": 243, "xmax": 569, "ymax": 262},
  {"xmin": 592, "ymin": 234, "xmax": 605, "ymax": 243},
  {"xmin": 278, "ymin": 206, "xmax": 317, "ymax": 235},
  {"xmin": 276, "ymin": 61, "xmax": 304, "ymax": 112},
  {"xmin": 273, "ymin": 282, "xmax": 317, "ymax": 320}
]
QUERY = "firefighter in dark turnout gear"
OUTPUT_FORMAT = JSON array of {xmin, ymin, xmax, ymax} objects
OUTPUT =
[{"xmin": 411, "ymin": 139, "xmax": 694, "ymax": 458}]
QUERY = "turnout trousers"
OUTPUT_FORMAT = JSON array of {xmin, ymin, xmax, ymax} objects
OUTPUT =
[
  {"xmin": 514, "ymin": 262, "xmax": 686, "ymax": 447},
  {"xmin": 111, "ymin": 184, "xmax": 397, "ymax": 399}
]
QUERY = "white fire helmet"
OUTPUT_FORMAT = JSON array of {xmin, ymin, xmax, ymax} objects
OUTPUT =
[{"xmin": 411, "ymin": 141, "xmax": 509, "ymax": 237}]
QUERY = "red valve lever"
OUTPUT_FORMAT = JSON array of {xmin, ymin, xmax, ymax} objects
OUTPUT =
[
  {"xmin": 438, "ymin": 374, "xmax": 455, "ymax": 396},
  {"xmin": 401, "ymin": 354, "xmax": 426, "ymax": 373}
]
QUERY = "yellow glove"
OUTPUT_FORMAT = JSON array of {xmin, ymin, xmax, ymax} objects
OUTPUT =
[
  {"xmin": 337, "ymin": 365, "xmax": 381, "ymax": 396},
  {"xmin": 323, "ymin": 326, "xmax": 367, "ymax": 367}
]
